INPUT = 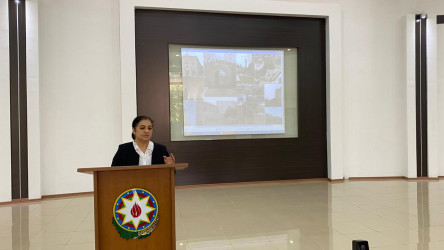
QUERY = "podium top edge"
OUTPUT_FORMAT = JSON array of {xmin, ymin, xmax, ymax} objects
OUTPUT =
[{"xmin": 77, "ymin": 163, "xmax": 188, "ymax": 174}]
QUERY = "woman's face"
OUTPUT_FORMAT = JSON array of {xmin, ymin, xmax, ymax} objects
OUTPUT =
[{"xmin": 132, "ymin": 119, "xmax": 153, "ymax": 142}]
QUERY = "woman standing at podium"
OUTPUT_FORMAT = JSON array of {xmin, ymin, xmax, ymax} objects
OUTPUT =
[{"xmin": 111, "ymin": 116, "xmax": 175, "ymax": 166}]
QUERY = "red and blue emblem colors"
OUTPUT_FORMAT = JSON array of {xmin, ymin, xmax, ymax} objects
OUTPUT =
[{"xmin": 112, "ymin": 188, "xmax": 159, "ymax": 240}]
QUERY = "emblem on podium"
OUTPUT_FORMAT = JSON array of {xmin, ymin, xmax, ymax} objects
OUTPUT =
[{"xmin": 112, "ymin": 188, "xmax": 159, "ymax": 240}]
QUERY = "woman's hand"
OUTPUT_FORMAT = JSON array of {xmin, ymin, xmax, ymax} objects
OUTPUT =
[{"xmin": 163, "ymin": 153, "xmax": 175, "ymax": 164}]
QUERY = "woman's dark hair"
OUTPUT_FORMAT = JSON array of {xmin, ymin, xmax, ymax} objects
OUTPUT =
[{"xmin": 131, "ymin": 116, "xmax": 154, "ymax": 140}]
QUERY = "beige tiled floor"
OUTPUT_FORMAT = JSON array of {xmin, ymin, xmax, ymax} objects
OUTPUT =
[{"xmin": 0, "ymin": 180, "xmax": 443, "ymax": 249}]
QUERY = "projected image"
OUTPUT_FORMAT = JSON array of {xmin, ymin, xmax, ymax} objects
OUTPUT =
[
  {"xmin": 182, "ymin": 52, "xmax": 204, "ymax": 100},
  {"xmin": 236, "ymin": 53, "xmax": 254, "ymax": 84},
  {"xmin": 181, "ymin": 48, "xmax": 285, "ymax": 136},
  {"xmin": 204, "ymin": 53, "xmax": 236, "ymax": 88},
  {"xmin": 254, "ymin": 54, "xmax": 282, "ymax": 84},
  {"xmin": 264, "ymin": 84, "xmax": 283, "ymax": 107}
]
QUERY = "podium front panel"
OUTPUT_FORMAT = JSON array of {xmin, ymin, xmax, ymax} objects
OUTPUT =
[{"xmin": 94, "ymin": 167, "xmax": 175, "ymax": 249}]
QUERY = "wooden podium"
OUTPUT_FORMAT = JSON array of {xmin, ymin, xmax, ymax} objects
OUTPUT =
[{"xmin": 78, "ymin": 163, "xmax": 188, "ymax": 250}]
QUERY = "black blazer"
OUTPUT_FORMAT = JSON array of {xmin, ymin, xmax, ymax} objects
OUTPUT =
[{"xmin": 111, "ymin": 142, "xmax": 170, "ymax": 167}]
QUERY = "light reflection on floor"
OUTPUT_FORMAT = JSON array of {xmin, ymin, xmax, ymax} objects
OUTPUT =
[{"xmin": 0, "ymin": 180, "xmax": 443, "ymax": 249}]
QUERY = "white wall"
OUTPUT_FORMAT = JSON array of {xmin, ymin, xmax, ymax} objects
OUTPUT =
[
  {"xmin": 426, "ymin": 16, "xmax": 439, "ymax": 178},
  {"xmin": 26, "ymin": 0, "xmax": 41, "ymax": 199},
  {"xmin": 286, "ymin": 0, "xmax": 416, "ymax": 177},
  {"xmin": 406, "ymin": 14, "xmax": 417, "ymax": 178},
  {"xmin": 39, "ymin": 0, "xmax": 122, "ymax": 195},
  {"xmin": 32, "ymin": 0, "xmax": 444, "ymax": 197},
  {"xmin": 418, "ymin": 0, "xmax": 444, "ymax": 14},
  {"xmin": 439, "ymin": 24, "xmax": 444, "ymax": 177},
  {"xmin": 422, "ymin": 1, "xmax": 444, "ymax": 177},
  {"xmin": 0, "ymin": 0, "xmax": 11, "ymax": 202},
  {"xmin": 415, "ymin": 0, "xmax": 444, "ymax": 177},
  {"xmin": 341, "ymin": 0, "xmax": 408, "ymax": 177}
]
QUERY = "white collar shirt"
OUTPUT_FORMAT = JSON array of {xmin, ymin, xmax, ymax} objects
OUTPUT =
[{"xmin": 133, "ymin": 141, "xmax": 154, "ymax": 165}]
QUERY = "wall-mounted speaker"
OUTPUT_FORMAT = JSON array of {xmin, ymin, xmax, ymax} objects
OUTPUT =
[{"xmin": 352, "ymin": 240, "xmax": 369, "ymax": 250}]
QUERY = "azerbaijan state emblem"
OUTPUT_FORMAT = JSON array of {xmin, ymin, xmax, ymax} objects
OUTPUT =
[{"xmin": 112, "ymin": 188, "xmax": 159, "ymax": 240}]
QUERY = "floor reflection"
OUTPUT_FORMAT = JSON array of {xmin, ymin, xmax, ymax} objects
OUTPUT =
[
  {"xmin": 12, "ymin": 206, "xmax": 30, "ymax": 250},
  {"xmin": 0, "ymin": 180, "xmax": 443, "ymax": 249}
]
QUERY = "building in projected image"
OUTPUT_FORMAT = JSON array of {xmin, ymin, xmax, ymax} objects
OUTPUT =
[{"xmin": 182, "ymin": 54, "xmax": 203, "ymax": 77}]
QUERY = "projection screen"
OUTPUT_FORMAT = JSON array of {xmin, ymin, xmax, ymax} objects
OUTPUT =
[{"xmin": 169, "ymin": 45, "xmax": 298, "ymax": 141}]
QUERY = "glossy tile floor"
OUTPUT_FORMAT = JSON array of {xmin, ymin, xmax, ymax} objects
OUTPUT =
[{"xmin": 0, "ymin": 180, "xmax": 443, "ymax": 250}]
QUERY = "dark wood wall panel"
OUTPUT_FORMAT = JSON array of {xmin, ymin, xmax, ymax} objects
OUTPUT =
[
  {"xmin": 415, "ymin": 15, "xmax": 428, "ymax": 177},
  {"xmin": 9, "ymin": 0, "xmax": 28, "ymax": 199},
  {"xmin": 135, "ymin": 10, "xmax": 326, "ymax": 185}
]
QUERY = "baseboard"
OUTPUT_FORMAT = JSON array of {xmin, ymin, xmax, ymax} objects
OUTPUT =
[
  {"xmin": 405, "ymin": 177, "xmax": 440, "ymax": 181},
  {"xmin": 0, "ymin": 192, "xmax": 95, "ymax": 206},
  {"xmin": 349, "ymin": 176, "xmax": 441, "ymax": 181},
  {"xmin": 0, "ymin": 198, "xmax": 42, "ymax": 206},
  {"xmin": 176, "ymin": 178, "xmax": 329, "ymax": 189},
  {"xmin": 42, "ymin": 191, "xmax": 94, "ymax": 199},
  {"xmin": 348, "ymin": 176, "xmax": 406, "ymax": 181},
  {"xmin": 328, "ymin": 178, "xmax": 345, "ymax": 183}
]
